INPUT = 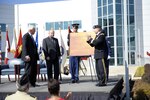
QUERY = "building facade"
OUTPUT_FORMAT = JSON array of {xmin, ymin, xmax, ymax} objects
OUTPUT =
[{"xmin": 0, "ymin": 0, "xmax": 150, "ymax": 66}]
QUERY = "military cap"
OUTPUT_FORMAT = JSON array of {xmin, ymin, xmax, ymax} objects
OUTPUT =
[
  {"xmin": 72, "ymin": 23, "xmax": 79, "ymax": 29},
  {"xmin": 93, "ymin": 25, "xmax": 102, "ymax": 29}
]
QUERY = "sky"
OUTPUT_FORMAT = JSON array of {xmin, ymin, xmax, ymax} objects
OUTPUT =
[{"xmin": 0, "ymin": 0, "xmax": 65, "ymax": 4}]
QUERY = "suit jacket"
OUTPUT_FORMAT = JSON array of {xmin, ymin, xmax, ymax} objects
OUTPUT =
[
  {"xmin": 42, "ymin": 37, "xmax": 61, "ymax": 60},
  {"xmin": 21, "ymin": 32, "xmax": 39, "ymax": 61},
  {"xmin": 87, "ymin": 32, "xmax": 108, "ymax": 59},
  {"xmin": 5, "ymin": 91, "xmax": 37, "ymax": 100}
]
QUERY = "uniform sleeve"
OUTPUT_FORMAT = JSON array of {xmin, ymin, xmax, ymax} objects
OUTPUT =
[{"xmin": 91, "ymin": 34, "xmax": 105, "ymax": 46}]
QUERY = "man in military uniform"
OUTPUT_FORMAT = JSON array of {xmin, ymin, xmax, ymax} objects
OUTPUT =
[
  {"xmin": 5, "ymin": 74, "xmax": 37, "ymax": 100},
  {"xmin": 87, "ymin": 25, "xmax": 108, "ymax": 86},
  {"xmin": 67, "ymin": 23, "xmax": 80, "ymax": 83}
]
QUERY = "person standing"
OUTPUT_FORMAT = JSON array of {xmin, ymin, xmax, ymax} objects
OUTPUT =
[
  {"xmin": 21, "ymin": 25, "xmax": 39, "ymax": 87},
  {"xmin": 87, "ymin": 25, "xmax": 108, "ymax": 86},
  {"xmin": 67, "ymin": 23, "xmax": 80, "ymax": 83},
  {"xmin": 42, "ymin": 30, "xmax": 61, "ymax": 81}
]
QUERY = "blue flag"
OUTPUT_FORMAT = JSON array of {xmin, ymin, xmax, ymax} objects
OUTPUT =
[{"xmin": 36, "ymin": 27, "xmax": 38, "ymax": 48}]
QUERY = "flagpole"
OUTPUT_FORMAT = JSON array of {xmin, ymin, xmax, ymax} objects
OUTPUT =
[
  {"xmin": 59, "ymin": 22, "xmax": 62, "ymax": 81},
  {"xmin": 123, "ymin": 0, "xmax": 130, "ymax": 99}
]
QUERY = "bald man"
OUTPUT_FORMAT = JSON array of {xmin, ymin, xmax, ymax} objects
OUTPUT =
[
  {"xmin": 42, "ymin": 30, "xmax": 61, "ymax": 81},
  {"xmin": 21, "ymin": 25, "xmax": 39, "ymax": 87}
]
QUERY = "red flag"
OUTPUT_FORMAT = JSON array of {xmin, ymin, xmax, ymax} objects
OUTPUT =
[
  {"xmin": 14, "ymin": 28, "xmax": 22, "ymax": 58},
  {"xmin": 68, "ymin": 26, "xmax": 72, "ymax": 33},
  {"xmin": 4, "ymin": 28, "xmax": 10, "ymax": 64},
  {"xmin": 147, "ymin": 51, "xmax": 150, "ymax": 56}
]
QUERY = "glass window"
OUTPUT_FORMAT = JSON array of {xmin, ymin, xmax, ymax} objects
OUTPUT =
[
  {"xmin": 117, "ymin": 58, "xmax": 123, "ymax": 65},
  {"xmin": 129, "ymin": 16, "xmax": 134, "ymax": 25},
  {"xmin": 116, "ymin": 4, "xmax": 122, "ymax": 14},
  {"xmin": 130, "ymin": 46, "xmax": 135, "ymax": 51},
  {"xmin": 68, "ymin": 21, "xmax": 72, "ymax": 27},
  {"xmin": 98, "ymin": 7, "xmax": 102, "ymax": 17},
  {"xmin": 108, "ymin": 15, "xmax": 113, "ymax": 25},
  {"xmin": 103, "ymin": 17, "xmax": 107, "ymax": 26},
  {"xmin": 0, "ymin": 23, "xmax": 6, "ymax": 32},
  {"xmin": 130, "ymin": 37, "xmax": 135, "ymax": 46},
  {"xmin": 130, "ymin": 51, "xmax": 135, "ymax": 64},
  {"xmin": 129, "ymin": 5, "xmax": 134, "ymax": 14},
  {"xmin": 130, "ymin": 26, "xmax": 135, "ymax": 36},
  {"xmin": 98, "ymin": 0, "xmax": 101, "ymax": 7},
  {"xmin": 46, "ymin": 22, "xmax": 54, "ymax": 31},
  {"xmin": 116, "ymin": 0, "xmax": 121, "ymax": 3},
  {"xmin": 64, "ymin": 21, "xmax": 68, "ymax": 30},
  {"xmin": 109, "ymin": 37, "xmax": 114, "ymax": 46},
  {"xmin": 117, "ymin": 37, "xmax": 123, "ymax": 46},
  {"xmin": 103, "ymin": 6, "xmax": 107, "ymax": 16},
  {"xmin": 116, "ymin": 15, "xmax": 122, "ymax": 25},
  {"xmin": 117, "ymin": 47, "xmax": 123, "ymax": 57},
  {"xmin": 108, "ymin": 5, "xmax": 113, "ymax": 15},
  {"xmin": 103, "ymin": 0, "xmax": 107, "ymax": 5},
  {"xmin": 129, "ymin": 0, "xmax": 134, "ymax": 4},
  {"xmin": 109, "ymin": 58, "xmax": 115, "ymax": 65},
  {"xmin": 55, "ymin": 22, "xmax": 59, "ymax": 30},
  {"xmin": 108, "ymin": 0, "xmax": 113, "ymax": 4},
  {"xmin": 110, "ymin": 47, "xmax": 114, "ymax": 57},
  {"xmin": 116, "ymin": 26, "xmax": 122, "ymax": 36},
  {"xmin": 98, "ymin": 18, "xmax": 102, "ymax": 26},
  {"xmin": 109, "ymin": 26, "xmax": 114, "ymax": 36}
]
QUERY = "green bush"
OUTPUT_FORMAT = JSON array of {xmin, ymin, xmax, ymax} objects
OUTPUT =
[{"xmin": 134, "ymin": 66, "xmax": 144, "ymax": 77}]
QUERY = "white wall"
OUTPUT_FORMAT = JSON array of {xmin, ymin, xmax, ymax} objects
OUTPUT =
[
  {"xmin": 15, "ymin": 0, "xmax": 97, "ymax": 49},
  {"xmin": 142, "ymin": 0, "xmax": 150, "ymax": 63}
]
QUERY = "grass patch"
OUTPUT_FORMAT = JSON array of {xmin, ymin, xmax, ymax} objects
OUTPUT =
[{"xmin": 134, "ymin": 66, "xmax": 144, "ymax": 77}]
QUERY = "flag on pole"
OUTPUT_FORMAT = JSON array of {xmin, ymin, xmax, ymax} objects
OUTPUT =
[
  {"xmin": 36, "ymin": 27, "xmax": 38, "ymax": 48},
  {"xmin": 10, "ymin": 28, "xmax": 17, "ymax": 54},
  {"xmin": 4, "ymin": 27, "xmax": 10, "ymax": 64},
  {"xmin": 0, "ymin": 26, "xmax": 2, "ymax": 65},
  {"xmin": 14, "ymin": 28, "xmax": 22, "ymax": 58},
  {"xmin": 147, "ymin": 51, "xmax": 150, "ymax": 56},
  {"xmin": 59, "ymin": 28, "xmax": 67, "ymax": 74}
]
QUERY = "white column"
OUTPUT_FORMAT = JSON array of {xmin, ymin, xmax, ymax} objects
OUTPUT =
[{"xmin": 123, "ymin": 0, "xmax": 130, "ymax": 99}]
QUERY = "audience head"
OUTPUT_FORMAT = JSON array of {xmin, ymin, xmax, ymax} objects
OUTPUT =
[
  {"xmin": 16, "ymin": 74, "xmax": 29, "ymax": 92},
  {"xmin": 48, "ymin": 79, "xmax": 60, "ymax": 96}
]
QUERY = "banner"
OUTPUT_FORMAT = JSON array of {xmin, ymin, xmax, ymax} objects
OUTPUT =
[{"xmin": 69, "ymin": 32, "xmax": 95, "ymax": 56}]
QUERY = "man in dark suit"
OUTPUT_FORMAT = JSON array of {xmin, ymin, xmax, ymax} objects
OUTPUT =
[
  {"xmin": 42, "ymin": 30, "xmax": 61, "ymax": 81},
  {"xmin": 87, "ymin": 25, "xmax": 108, "ymax": 86},
  {"xmin": 21, "ymin": 25, "xmax": 39, "ymax": 87}
]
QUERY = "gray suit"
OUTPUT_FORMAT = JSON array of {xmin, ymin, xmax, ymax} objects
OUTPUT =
[{"xmin": 42, "ymin": 37, "xmax": 61, "ymax": 80}]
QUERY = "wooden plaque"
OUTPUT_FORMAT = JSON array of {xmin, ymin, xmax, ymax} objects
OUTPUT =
[{"xmin": 69, "ymin": 32, "xmax": 96, "ymax": 56}]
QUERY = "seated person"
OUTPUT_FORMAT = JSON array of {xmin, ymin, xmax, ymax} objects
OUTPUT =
[
  {"xmin": 47, "ymin": 79, "xmax": 71, "ymax": 100},
  {"xmin": 5, "ymin": 74, "xmax": 37, "ymax": 100}
]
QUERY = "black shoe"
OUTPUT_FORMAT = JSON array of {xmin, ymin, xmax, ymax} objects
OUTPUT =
[
  {"xmin": 75, "ymin": 80, "xmax": 79, "ymax": 83},
  {"xmin": 30, "ymin": 83, "xmax": 40, "ymax": 87},
  {"xmin": 71, "ymin": 80, "xmax": 75, "ymax": 83},
  {"xmin": 95, "ymin": 82, "xmax": 107, "ymax": 87}
]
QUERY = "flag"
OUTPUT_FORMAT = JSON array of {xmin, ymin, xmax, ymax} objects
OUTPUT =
[
  {"xmin": 0, "ymin": 27, "xmax": 2, "ymax": 65},
  {"xmin": 59, "ymin": 28, "xmax": 67, "ymax": 73},
  {"xmin": 35, "ymin": 27, "xmax": 38, "ymax": 48},
  {"xmin": 147, "ymin": 51, "xmax": 150, "ymax": 56},
  {"xmin": 4, "ymin": 28, "xmax": 10, "ymax": 64},
  {"xmin": 10, "ymin": 28, "xmax": 17, "ymax": 54},
  {"xmin": 68, "ymin": 26, "xmax": 72, "ymax": 33},
  {"xmin": 14, "ymin": 28, "xmax": 22, "ymax": 58}
]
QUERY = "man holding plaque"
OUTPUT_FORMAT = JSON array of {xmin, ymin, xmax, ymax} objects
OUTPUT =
[{"xmin": 87, "ymin": 25, "xmax": 108, "ymax": 86}]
